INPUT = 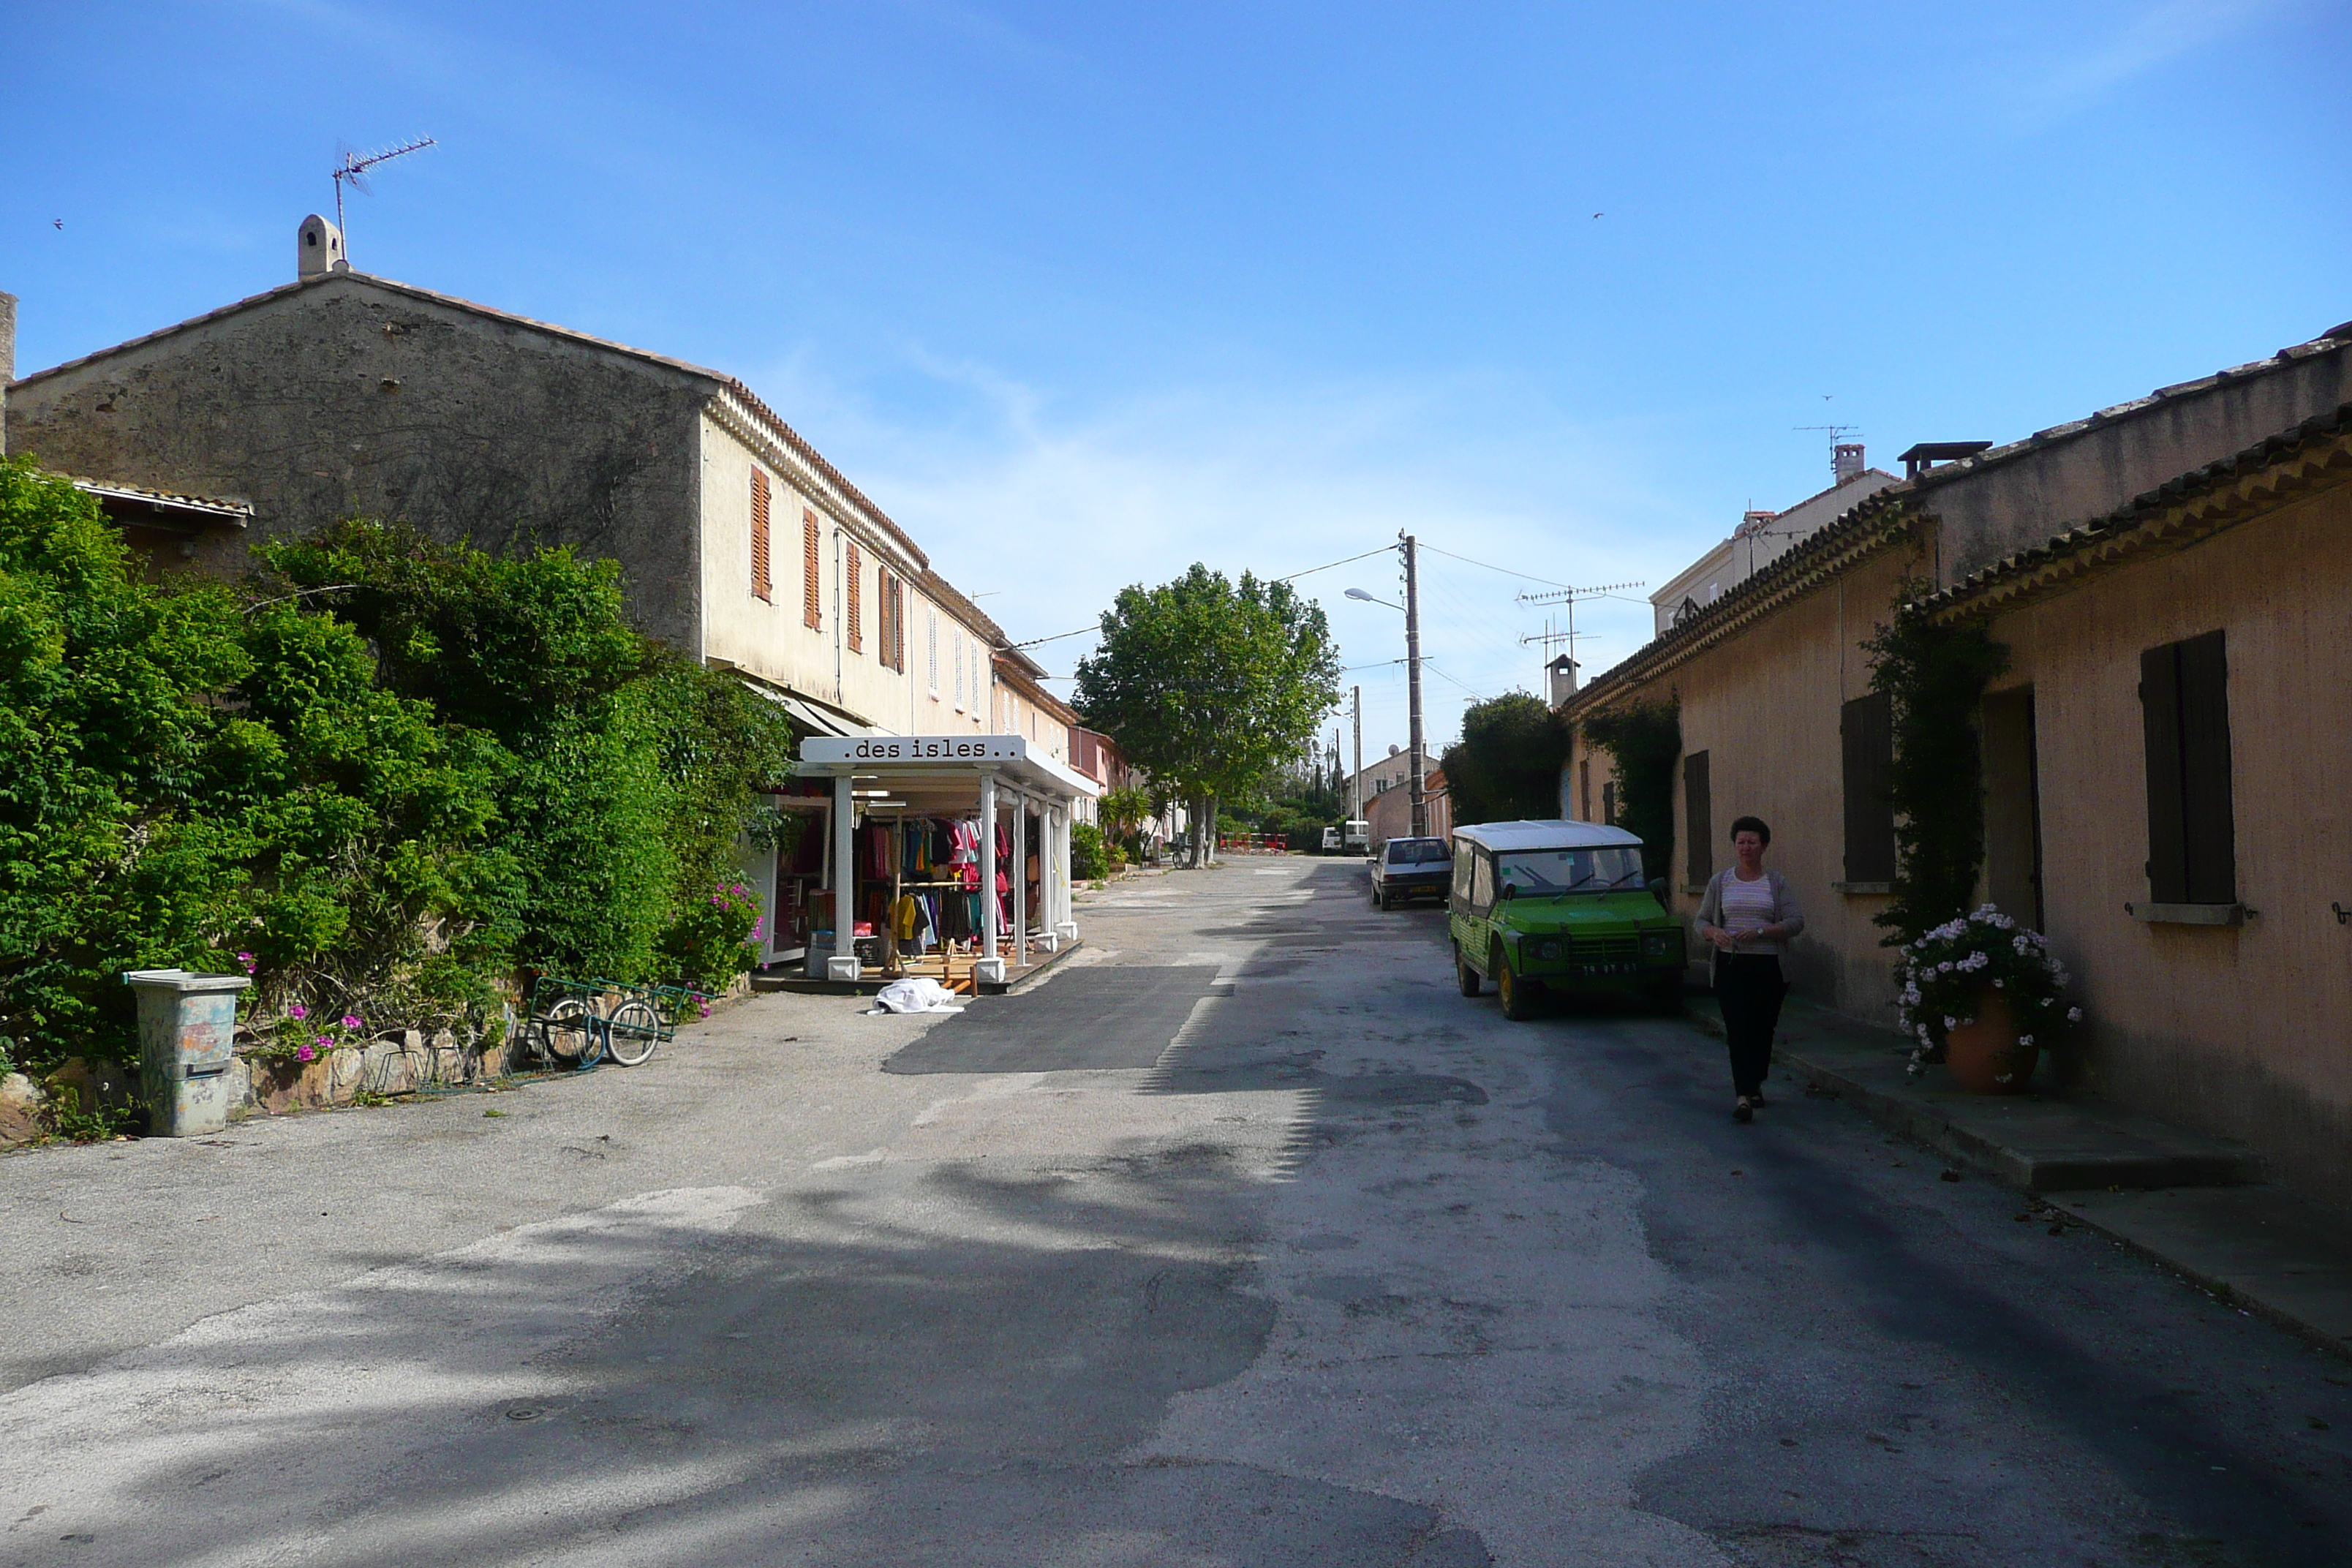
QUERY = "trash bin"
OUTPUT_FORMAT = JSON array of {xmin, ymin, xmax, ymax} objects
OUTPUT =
[{"xmin": 122, "ymin": 969, "xmax": 251, "ymax": 1137}]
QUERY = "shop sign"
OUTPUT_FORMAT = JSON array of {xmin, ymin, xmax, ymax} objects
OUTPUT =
[{"xmin": 802, "ymin": 735, "xmax": 1030, "ymax": 765}]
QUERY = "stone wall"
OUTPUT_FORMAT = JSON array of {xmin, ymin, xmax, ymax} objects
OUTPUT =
[{"xmin": 4, "ymin": 273, "xmax": 716, "ymax": 649}]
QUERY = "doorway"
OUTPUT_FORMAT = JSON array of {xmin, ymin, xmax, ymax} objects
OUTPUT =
[{"xmin": 1981, "ymin": 687, "xmax": 2044, "ymax": 931}]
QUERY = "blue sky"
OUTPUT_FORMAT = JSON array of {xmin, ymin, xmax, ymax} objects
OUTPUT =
[{"xmin": 5, "ymin": 1, "xmax": 2346, "ymax": 758}]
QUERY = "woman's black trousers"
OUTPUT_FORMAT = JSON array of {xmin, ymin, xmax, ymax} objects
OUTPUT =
[{"xmin": 1715, "ymin": 954, "xmax": 1787, "ymax": 1098}]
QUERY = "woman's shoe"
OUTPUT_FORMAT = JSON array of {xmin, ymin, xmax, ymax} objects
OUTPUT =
[
  {"xmin": 1749, "ymin": 1092, "xmax": 1768, "ymax": 1108},
  {"xmin": 1733, "ymin": 1099, "xmax": 1754, "ymax": 1124}
]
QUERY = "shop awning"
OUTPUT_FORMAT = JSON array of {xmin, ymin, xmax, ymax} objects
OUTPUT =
[
  {"xmin": 797, "ymin": 734, "xmax": 1100, "ymax": 803},
  {"xmin": 738, "ymin": 679, "xmax": 883, "ymax": 739}
]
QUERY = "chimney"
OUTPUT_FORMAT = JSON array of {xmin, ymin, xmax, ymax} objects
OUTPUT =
[
  {"xmin": 0, "ymin": 288, "xmax": 14, "ymax": 456},
  {"xmin": 1833, "ymin": 442, "xmax": 1866, "ymax": 484},
  {"xmin": 298, "ymin": 214, "xmax": 349, "ymax": 279},
  {"xmin": 1547, "ymin": 654, "xmax": 1580, "ymax": 706}
]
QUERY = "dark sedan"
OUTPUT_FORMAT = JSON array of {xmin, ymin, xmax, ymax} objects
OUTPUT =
[{"xmin": 1370, "ymin": 837, "xmax": 1452, "ymax": 910}]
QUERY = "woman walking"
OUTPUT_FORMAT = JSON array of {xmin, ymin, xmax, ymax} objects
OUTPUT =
[{"xmin": 1695, "ymin": 815, "xmax": 1804, "ymax": 1123}]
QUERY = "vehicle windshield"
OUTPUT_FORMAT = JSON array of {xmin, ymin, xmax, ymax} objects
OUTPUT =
[
  {"xmin": 1387, "ymin": 840, "xmax": 1451, "ymax": 864},
  {"xmin": 1496, "ymin": 845, "xmax": 1645, "ymax": 896}
]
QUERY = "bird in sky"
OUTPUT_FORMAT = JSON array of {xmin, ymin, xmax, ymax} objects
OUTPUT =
[
  {"xmin": 1591, "ymin": 211, "xmax": 1603, "ymax": 219},
  {"xmin": 53, "ymin": 219, "xmax": 64, "ymax": 229}
]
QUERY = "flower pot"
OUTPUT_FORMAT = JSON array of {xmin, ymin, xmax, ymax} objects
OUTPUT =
[{"xmin": 1944, "ymin": 991, "xmax": 2040, "ymax": 1094}]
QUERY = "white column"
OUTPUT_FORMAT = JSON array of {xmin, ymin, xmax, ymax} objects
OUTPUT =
[
  {"xmin": 828, "ymin": 772, "xmax": 859, "ymax": 981},
  {"xmin": 1036, "ymin": 804, "xmax": 1060, "ymax": 953},
  {"xmin": 1012, "ymin": 791, "xmax": 1029, "ymax": 968},
  {"xmin": 976, "ymin": 771, "xmax": 1004, "ymax": 984},
  {"xmin": 1054, "ymin": 804, "xmax": 1078, "ymax": 946}
]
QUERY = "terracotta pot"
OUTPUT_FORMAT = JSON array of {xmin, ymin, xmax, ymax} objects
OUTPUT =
[{"xmin": 1944, "ymin": 990, "xmax": 2040, "ymax": 1094}]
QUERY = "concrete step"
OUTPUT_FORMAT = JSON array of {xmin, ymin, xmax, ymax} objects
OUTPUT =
[{"xmin": 1692, "ymin": 994, "xmax": 2266, "ymax": 1193}]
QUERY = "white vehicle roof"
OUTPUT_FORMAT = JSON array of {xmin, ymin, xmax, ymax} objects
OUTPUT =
[{"xmin": 1450, "ymin": 819, "xmax": 1643, "ymax": 853}]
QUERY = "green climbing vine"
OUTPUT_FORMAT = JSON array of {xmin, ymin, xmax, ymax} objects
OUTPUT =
[
  {"xmin": 1580, "ymin": 698, "xmax": 1681, "ymax": 883},
  {"xmin": 1863, "ymin": 589, "xmax": 2010, "ymax": 947}
]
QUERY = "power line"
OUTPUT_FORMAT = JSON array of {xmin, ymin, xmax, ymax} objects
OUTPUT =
[
  {"xmin": 1417, "ymin": 543, "xmax": 1583, "ymax": 592},
  {"xmin": 1275, "ymin": 544, "xmax": 1398, "ymax": 583}
]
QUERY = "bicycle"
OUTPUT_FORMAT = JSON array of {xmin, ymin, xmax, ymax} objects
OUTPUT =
[{"xmin": 521, "ymin": 976, "xmax": 707, "ymax": 1071}]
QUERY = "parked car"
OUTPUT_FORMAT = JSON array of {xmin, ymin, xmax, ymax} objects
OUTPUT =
[
  {"xmin": 1447, "ymin": 820, "xmax": 1685, "ymax": 1019},
  {"xmin": 1370, "ymin": 836, "xmax": 1452, "ymax": 910},
  {"xmin": 1322, "ymin": 825, "xmax": 1343, "ymax": 853},
  {"xmin": 1342, "ymin": 819, "xmax": 1370, "ymax": 854}
]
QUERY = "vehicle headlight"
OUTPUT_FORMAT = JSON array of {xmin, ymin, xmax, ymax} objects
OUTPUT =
[
  {"xmin": 1642, "ymin": 930, "xmax": 1681, "ymax": 958},
  {"xmin": 1534, "ymin": 938, "xmax": 1562, "ymax": 961}
]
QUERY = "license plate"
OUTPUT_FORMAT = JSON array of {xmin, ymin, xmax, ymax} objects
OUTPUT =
[{"xmin": 1569, "ymin": 961, "xmax": 1639, "ymax": 976}]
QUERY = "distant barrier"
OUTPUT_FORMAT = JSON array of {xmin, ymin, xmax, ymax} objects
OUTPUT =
[{"xmin": 1217, "ymin": 833, "xmax": 1289, "ymax": 855}]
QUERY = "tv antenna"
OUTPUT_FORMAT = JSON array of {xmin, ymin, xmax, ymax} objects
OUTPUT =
[
  {"xmin": 1512, "ymin": 581, "xmax": 1643, "ymax": 689},
  {"xmin": 333, "ymin": 137, "xmax": 437, "ymax": 255},
  {"xmin": 1794, "ymin": 423, "xmax": 1862, "ymax": 440}
]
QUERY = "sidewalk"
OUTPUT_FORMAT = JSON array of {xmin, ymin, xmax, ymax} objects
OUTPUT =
[{"xmin": 1683, "ymin": 992, "xmax": 2352, "ymax": 1362}]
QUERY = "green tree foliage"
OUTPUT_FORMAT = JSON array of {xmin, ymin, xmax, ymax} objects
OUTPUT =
[
  {"xmin": 1440, "ymin": 693, "xmax": 1569, "ymax": 827},
  {"xmin": 0, "ymin": 477, "xmax": 794, "ymax": 1104},
  {"xmin": 1580, "ymin": 699, "xmax": 1681, "ymax": 882},
  {"xmin": 1072, "ymin": 565, "xmax": 1341, "ymax": 862},
  {"xmin": 1863, "ymin": 600, "xmax": 2009, "ymax": 947}
]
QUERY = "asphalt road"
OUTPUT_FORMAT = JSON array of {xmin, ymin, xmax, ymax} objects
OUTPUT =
[{"xmin": 3, "ymin": 857, "xmax": 2348, "ymax": 1567}]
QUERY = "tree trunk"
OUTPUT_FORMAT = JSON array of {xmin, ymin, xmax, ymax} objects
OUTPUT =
[{"xmin": 1202, "ymin": 794, "xmax": 1220, "ymax": 867}]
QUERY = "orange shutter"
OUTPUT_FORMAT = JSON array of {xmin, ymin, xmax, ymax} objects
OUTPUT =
[
  {"xmin": 802, "ymin": 509, "xmax": 822, "ymax": 629},
  {"xmin": 749, "ymin": 470, "xmax": 772, "ymax": 602},
  {"xmin": 845, "ymin": 543, "xmax": 863, "ymax": 652}
]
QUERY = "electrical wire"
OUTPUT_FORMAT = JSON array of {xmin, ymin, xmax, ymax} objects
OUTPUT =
[
  {"xmin": 1417, "ymin": 543, "xmax": 1583, "ymax": 592},
  {"xmin": 1275, "ymin": 544, "xmax": 1398, "ymax": 584}
]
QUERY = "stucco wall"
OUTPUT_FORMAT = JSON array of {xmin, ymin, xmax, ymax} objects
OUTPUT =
[
  {"xmin": 1930, "ymin": 342, "xmax": 2352, "ymax": 584},
  {"xmin": 1987, "ymin": 482, "xmax": 2352, "ymax": 1203},
  {"xmin": 6, "ymin": 274, "xmax": 713, "ymax": 647}
]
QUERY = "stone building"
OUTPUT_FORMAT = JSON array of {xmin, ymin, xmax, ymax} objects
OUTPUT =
[
  {"xmin": 1561, "ymin": 320, "xmax": 2352, "ymax": 1210},
  {"xmin": 1, "ymin": 218, "xmax": 999, "ymax": 739}
]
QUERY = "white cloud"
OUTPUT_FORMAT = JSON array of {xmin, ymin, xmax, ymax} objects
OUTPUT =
[
  {"xmin": 755, "ymin": 351, "xmax": 1714, "ymax": 757},
  {"xmin": 1998, "ymin": 0, "xmax": 2289, "ymax": 128}
]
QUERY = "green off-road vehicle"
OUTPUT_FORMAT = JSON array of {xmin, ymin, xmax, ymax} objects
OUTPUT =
[{"xmin": 1449, "ymin": 820, "xmax": 1686, "ymax": 1020}]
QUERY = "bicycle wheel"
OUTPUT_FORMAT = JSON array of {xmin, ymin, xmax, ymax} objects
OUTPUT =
[
  {"xmin": 543, "ymin": 997, "xmax": 601, "ymax": 1067},
  {"xmin": 605, "ymin": 998, "xmax": 662, "ymax": 1067}
]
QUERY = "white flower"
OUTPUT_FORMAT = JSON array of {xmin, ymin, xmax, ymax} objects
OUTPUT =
[
  {"xmin": 2017, "ymin": 1034, "xmax": 2034, "ymax": 1047},
  {"xmin": 1943, "ymin": 1017, "xmax": 1958, "ymax": 1030},
  {"xmin": 1992, "ymin": 979, "xmax": 2003, "ymax": 988},
  {"xmin": 2067, "ymin": 1006, "xmax": 2082, "ymax": 1023}
]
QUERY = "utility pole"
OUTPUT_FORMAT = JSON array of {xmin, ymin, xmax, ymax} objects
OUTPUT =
[
  {"xmin": 1402, "ymin": 532, "xmax": 1426, "ymax": 838},
  {"xmin": 1351, "ymin": 686, "xmax": 1363, "ymax": 826}
]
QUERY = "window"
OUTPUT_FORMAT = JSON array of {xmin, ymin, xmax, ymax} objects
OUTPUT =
[
  {"xmin": 1579, "ymin": 759, "xmax": 1591, "ymax": 822},
  {"xmin": 1452, "ymin": 849, "xmax": 1474, "ymax": 906},
  {"xmin": 749, "ymin": 470, "xmax": 772, "ymax": 602},
  {"xmin": 845, "ymin": 543, "xmax": 862, "ymax": 653},
  {"xmin": 927, "ymin": 611, "xmax": 939, "ymax": 696},
  {"xmin": 953, "ymin": 635, "xmax": 965, "ymax": 711},
  {"xmin": 801, "ymin": 508, "xmax": 822, "ymax": 630},
  {"xmin": 2141, "ymin": 630, "xmax": 2235, "ymax": 904},
  {"xmin": 1471, "ymin": 851, "xmax": 1494, "ymax": 912},
  {"xmin": 1841, "ymin": 693, "xmax": 1896, "ymax": 883},
  {"xmin": 1602, "ymin": 780, "xmax": 1618, "ymax": 826},
  {"xmin": 1684, "ymin": 750, "xmax": 1712, "ymax": 884},
  {"xmin": 1497, "ymin": 846, "xmax": 1646, "ymax": 895}
]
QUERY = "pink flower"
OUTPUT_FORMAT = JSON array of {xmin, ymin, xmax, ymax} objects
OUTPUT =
[
  {"xmin": 316, "ymin": 1034, "xmax": 333, "ymax": 1047},
  {"xmin": 296, "ymin": 1044, "xmax": 316, "ymax": 1063},
  {"xmin": 236, "ymin": 951, "xmax": 257, "ymax": 973},
  {"xmin": 288, "ymin": 1003, "xmax": 308, "ymax": 1020},
  {"xmin": 341, "ymin": 1014, "xmax": 362, "ymax": 1030}
]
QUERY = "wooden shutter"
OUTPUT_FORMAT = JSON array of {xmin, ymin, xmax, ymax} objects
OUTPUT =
[
  {"xmin": 1602, "ymin": 780, "xmax": 1618, "ymax": 826},
  {"xmin": 802, "ymin": 508, "xmax": 822, "ymax": 630},
  {"xmin": 1684, "ymin": 750, "xmax": 1713, "ymax": 884},
  {"xmin": 845, "ymin": 543, "xmax": 862, "ymax": 652},
  {"xmin": 2177, "ymin": 630, "xmax": 2236, "ymax": 903},
  {"xmin": 2140, "ymin": 642, "xmax": 2189, "ymax": 902},
  {"xmin": 1841, "ymin": 692, "xmax": 1896, "ymax": 883},
  {"xmin": 749, "ymin": 470, "xmax": 772, "ymax": 602}
]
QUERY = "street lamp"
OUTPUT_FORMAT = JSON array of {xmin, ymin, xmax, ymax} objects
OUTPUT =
[{"xmin": 1344, "ymin": 533, "xmax": 1427, "ymax": 837}]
